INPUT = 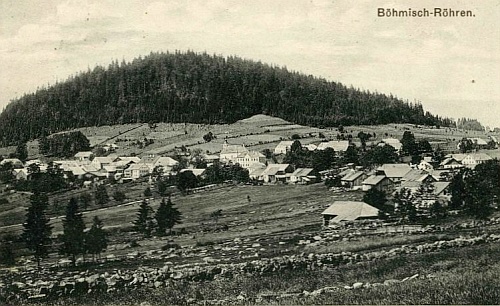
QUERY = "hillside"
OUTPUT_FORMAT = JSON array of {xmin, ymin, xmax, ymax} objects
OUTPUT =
[{"xmin": 0, "ymin": 51, "xmax": 455, "ymax": 146}]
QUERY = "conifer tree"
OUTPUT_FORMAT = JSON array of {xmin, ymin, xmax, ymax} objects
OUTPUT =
[
  {"xmin": 134, "ymin": 200, "xmax": 155, "ymax": 237},
  {"xmin": 85, "ymin": 216, "xmax": 107, "ymax": 261},
  {"xmin": 155, "ymin": 197, "xmax": 182, "ymax": 235},
  {"xmin": 22, "ymin": 192, "xmax": 52, "ymax": 268},
  {"xmin": 59, "ymin": 198, "xmax": 86, "ymax": 266}
]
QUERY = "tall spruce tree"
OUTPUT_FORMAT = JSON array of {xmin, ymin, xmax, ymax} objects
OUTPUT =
[
  {"xmin": 134, "ymin": 200, "xmax": 155, "ymax": 237},
  {"xmin": 155, "ymin": 197, "xmax": 182, "ymax": 235},
  {"xmin": 85, "ymin": 216, "xmax": 107, "ymax": 261},
  {"xmin": 59, "ymin": 198, "xmax": 86, "ymax": 266},
  {"xmin": 22, "ymin": 192, "xmax": 52, "ymax": 268}
]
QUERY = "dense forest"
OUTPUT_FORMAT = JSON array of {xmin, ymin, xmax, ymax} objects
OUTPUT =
[
  {"xmin": 456, "ymin": 118, "xmax": 485, "ymax": 132},
  {"xmin": 0, "ymin": 51, "xmax": 455, "ymax": 146}
]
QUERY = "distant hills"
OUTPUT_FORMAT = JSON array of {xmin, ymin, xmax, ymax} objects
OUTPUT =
[{"xmin": 0, "ymin": 51, "xmax": 455, "ymax": 146}]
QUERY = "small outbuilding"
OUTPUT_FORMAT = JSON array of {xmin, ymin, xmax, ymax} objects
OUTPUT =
[{"xmin": 321, "ymin": 201, "xmax": 379, "ymax": 226}]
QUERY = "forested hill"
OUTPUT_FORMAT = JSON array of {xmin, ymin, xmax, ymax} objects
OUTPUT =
[{"xmin": 0, "ymin": 51, "xmax": 455, "ymax": 146}]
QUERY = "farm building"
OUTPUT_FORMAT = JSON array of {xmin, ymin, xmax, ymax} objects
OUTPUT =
[
  {"xmin": 362, "ymin": 175, "xmax": 393, "ymax": 192},
  {"xmin": 290, "ymin": 168, "xmax": 319, "ymax": 184},
  {"xmin": 261, "ymin": 164, "xmax": 294, "ymax": 183},
  {"xmin": 376, "ymin": 164, "xmax": 412, "ymax": 183},
  {"xmin": 322, "ymin": 201, "xmax": 379, "ymax": 226},
  {"xmin": 340, "ymin": 170, "xmax": 368, "ymax": 189},
  {"xmin": 439, "ymin": 157, "xmax": 464, "ymax": 170}
]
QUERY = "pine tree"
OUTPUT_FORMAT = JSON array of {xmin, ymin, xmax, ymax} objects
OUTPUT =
[
  {"xmin": 85, "ymin": 216, "xmax": 107, "ymax": 261},
  {"xmin": 155, "ymin": 197, "xmax": 182, "ymax": 235},
  {"xmin": 15, "ymin": 142, "xmax": 28, "ymax": 161},
  {"xmin": 59, "ymin": 198, "xmax": 86, "ymax": 266},
  {"xmin": 22, "ymin": 192, "xmax": 52, "ymax": 268},
  {"xmin": 134, "ymin": 200, "xmax": 155, "ymax": 237},
  {"xmin": 95, "ymin": 185, "xmax": 109, "ymax": 206}
]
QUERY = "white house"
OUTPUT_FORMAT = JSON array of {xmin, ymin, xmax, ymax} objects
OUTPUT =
[
  {"xmin": 74, "ymin": 151, "xmax": 94, "ymax": 162},
  {"xmin": 274, "ymin": 141, "xmax": 294, "ymax": 155},
  {"xmin": 461, "ymin": 153, "xmax": 492, "ymax": 168},
  {"xmin": 316, "ymin": 140, "xmax": 349, "ymax": 153},
  {"xmin": 236, "ymin": 151, "xmax": 266, "ymax": 169},
  {"xmin": 322, "ymin": 201, "xmax": 379, "ymax": 226},
  {"xmin": 220, "ymin": 141, "xmax": 249, "ymax": 162}
]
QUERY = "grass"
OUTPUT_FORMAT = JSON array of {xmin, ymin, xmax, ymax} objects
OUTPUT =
[{"xmin": 12, "ymin": 243, "xmax": 500, "ymax": 305}]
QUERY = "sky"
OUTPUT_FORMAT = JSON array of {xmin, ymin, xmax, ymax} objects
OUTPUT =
[{"xmin": 1, "ymin": 0, "xmax": 499, "ymax": 128}]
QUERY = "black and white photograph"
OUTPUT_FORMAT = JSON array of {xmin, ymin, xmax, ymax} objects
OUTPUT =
[{"xmin": 0, "ymin": 0, "xmax": 499, "ymax": 305}]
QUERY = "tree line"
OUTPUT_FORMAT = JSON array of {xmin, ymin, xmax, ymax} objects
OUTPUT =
[{"xmin": 0, "ymin": 51, "xmax": 455, "ymax": 146}]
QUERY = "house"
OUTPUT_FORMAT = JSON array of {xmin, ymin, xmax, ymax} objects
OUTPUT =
[
  {"xmin": 274, "ymin": 141, "xmax": 294, "ymax": 155},
  {"xmin": 340, "ymin": 170, "xmax": 368, "ymax": 189},
  {"xmin": 220, "ymin": 141, "xmax": 249, "ymax": 162},
  {"xmin": 125, "ymin": 163, "xmax": 150, "ymax": 179},
  {"xmin": 102, "ymin": 143, "xmax": 119, "ymax": 152},
  {"xmin": 401, "ymin": 169, "xmax": 436, "ymax": 184},
  {"xmin": 91, "ymin": 157, "xmax": 113, "ymax": 170},
  {"xmin": 321, "ymin": 201, "xmax": 379, "ymax": 226},
  {"xmin": 74, "ymin": 151, "xmax": 94, "ymax": 162},
  {"xmin": 362, "ymin": 175, "xmax": 393, "ymax": 192},
  {"xmin": 152, "ymin": 156, "xmax": 179, "ymax": 173},
  {"xmin": 316, "ymin": 140, "xmax": 349, "ymax": 153},
  {"xmin": 0, "ymin": 158, "xmax": 23, "ymax": 168},
  {"xmin": 456, "ymin": 138, "xmax": 489, "ymax": 150},
  {"xmin": 376, "ymin": 164, "xmax": 412, "ymax": 183},
  {"xmin": 236, "ymin": 151, "xmax": 266, "ymax": 169},
  {"xmin": 290, "ymin": 168, "xmax": 319, "ymax": 184},
  {"xmin": 439, "ymin": 157, "xmax": 464, "ymax": 170},
  {"xmin": 461, "ymin": 153, "xmax": 492, "ymax": 168},
  {"xmin": 379, "ymin": 138, "xmax": 403, "ymax": 151},
  {"xmin": 417, "ymin": 159, "xmax": 434, "ymax": 171},
  {"xmin": 261, "ymin": 164, "xmax": 294, "ymax": 183},
  {"xmin": 249, "ymin": 164, "xmax": 267, "ymax": 181}
]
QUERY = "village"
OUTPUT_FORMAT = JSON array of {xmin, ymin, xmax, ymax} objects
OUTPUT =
[{"xmin": 1, "ymin": 122, "xmax": 499, "ymax": 224}]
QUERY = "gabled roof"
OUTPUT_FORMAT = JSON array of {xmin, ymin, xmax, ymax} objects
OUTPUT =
[
  {"xmin": 180, "ymin": 169, "xmax": 206, "ymax": 176},
  {"xmin": 74, "ymin": 151, "xmax": 93, "ymax": 158},
  {"xmin": 440, "ymin": 157, "xmax": 461, "ymax": 166},
  {"xmin": 362, "ymin": 175, "xmax": 387, "ymax": 186},
  {"xmin": 402, "ymin": 169, "xmax": 432, "ymax": 182},
  {"xmin": 465, "ymin": 153, "xmax": 493, "ymax": 161},
  {"xmin": 262, "ymin": 164, "xmax": 291, "ymax": 176},
  {"xmin": 447, "ymin": 154, "xmax": 467, "ymax": 162},
  {"xmin": 317, "ymin": 140, "xmax": 349, "ymax": 152},
  {"xmin": 432, "ymin": 182, "xmax": 450, "ymax": 195},
  {"xmin": 469, "ymin": 138, "xmax": 488, "ymax": 146},
  {"xmin": 237, "ymin": 151, "xmax": 265, "ymax": 159},
  {"xmin": 305, "ymin": 144, "xmax": 317, "ymax": 151},
  {"xmin": 380, "ymin": 138, "xmax": 402, "ymax": 150},
  {"xmin": 291, "ymin": 168, "xmax": 315, "ymax": 177},
  {"xmin": 93, "ymin": 157, "xmax": 113, "ymax": 164},
  {"xmin": 154, "ymin": 156, "xmax": 179, "ymax": 167},
  {"xmin": 275, "ymin": 141, "xmax": 294, "ymax": 148},
  {"xmin": 341, "ymin": 170, "xmax": 366, "ymax": 182},
  {"xmin": 117, "ymin": 156, "xmax": 141, "ymax": 164},
  {"xmin": 322, "ymin": 201, "xmax": 379, "ymax": 222},
  {"xmin": 127, "ymin": 163, "xmax": 150, "ymax": 171},
  {"xmin": 377, "ymin": 164, "xmax": 412, "ymax": 178}
]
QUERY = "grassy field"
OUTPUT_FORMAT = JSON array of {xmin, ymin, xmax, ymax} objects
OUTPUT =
[{"xmin": 11, "ymin": 236, "xmax": 500, "ymax": 305}]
